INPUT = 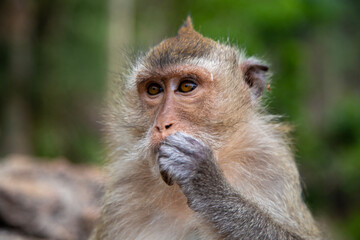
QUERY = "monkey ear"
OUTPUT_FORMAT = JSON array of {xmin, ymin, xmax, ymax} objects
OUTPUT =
[{"xmin": 240, "ymin": 58, "xmax": 269, "ymax": 99}]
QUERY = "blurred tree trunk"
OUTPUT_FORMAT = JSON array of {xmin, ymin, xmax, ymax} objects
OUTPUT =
[
  {"xmin": 306, "ymin": 31, "xmax": 346, "ymax": 127},
  {"xmin": 2, "ymin": 0, "xmax": 35, "ymax": 155},
  {"xmin": 108, "ymin": 0, "xmax": 134, "ymax": 75}
]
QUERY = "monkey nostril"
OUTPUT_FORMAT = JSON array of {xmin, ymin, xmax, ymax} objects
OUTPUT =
[{"xmin": 155, "ymin": 123, "xmax": 173, "ymax": 132}]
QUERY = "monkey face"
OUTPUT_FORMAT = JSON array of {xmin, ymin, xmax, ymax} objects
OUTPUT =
[{"xmin": 136, "ymin": 65, "xmax": 216, "ymax": 148}]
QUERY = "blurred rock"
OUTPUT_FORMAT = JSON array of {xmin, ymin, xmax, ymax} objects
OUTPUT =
[
  {"xmin": 0, "ymin": 155, "xmax": 104, "ymax": 240},
  {"xmin": 0, "ymin": 230, "xmax": 41, "ymax": 240}
]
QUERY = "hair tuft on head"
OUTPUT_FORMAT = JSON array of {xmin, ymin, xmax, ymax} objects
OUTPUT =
[
  {"xmin": 145, "ymin": 16, "xmax": 216, "ymax": 69},
  {"xmin": 178, "ymin": 16, "xmax": 194, "ymax": 35}
]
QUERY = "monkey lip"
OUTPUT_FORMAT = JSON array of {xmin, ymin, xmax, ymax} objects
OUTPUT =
[{"xmin": 151, "ymin": 135, "xmax": 168, "ymax": 152}]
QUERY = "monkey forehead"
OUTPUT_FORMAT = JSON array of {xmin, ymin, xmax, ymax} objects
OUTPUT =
[{"xmin": 134, "ymin": 47, "xmax": 244, "ymax": 82}]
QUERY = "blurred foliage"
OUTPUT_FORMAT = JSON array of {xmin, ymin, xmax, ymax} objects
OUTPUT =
[
  {"xmin": 1, "ymin": 0, "xmax": 360, "ymax": 239},
  {"xmin": 1, "ymin": 0, "xmax": 107, "ymax": 164}
]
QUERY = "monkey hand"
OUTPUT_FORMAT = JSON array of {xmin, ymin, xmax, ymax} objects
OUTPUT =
[{"xmin": 157, "ymin": 132, "xmax": 228, "ymax": 202}]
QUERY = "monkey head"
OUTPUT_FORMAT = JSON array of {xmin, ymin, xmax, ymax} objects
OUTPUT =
[
  {"xmin": 135, "ymin": 17, "xmax": 269, "ymax": 149},
  {"xmin": 107, "ymin": 17, "xmax": 269, "ymax": 156}
]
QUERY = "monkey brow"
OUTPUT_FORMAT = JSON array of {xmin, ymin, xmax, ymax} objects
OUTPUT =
[
  {"xmin": 135, "ymin": 70, "xmax": 165, "ymax": 85},
  {"xmin": 136, "ymin": 67, "xmax": 207, "ymax": 86},
  {"xmin": 136, "ymin": 76, "xmax": 164, "ymax": 86}
]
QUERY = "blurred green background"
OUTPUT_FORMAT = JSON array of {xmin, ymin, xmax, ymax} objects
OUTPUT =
[{"xmin": 1, "ymin": 0, "xmax": 359, "ymax": 239}]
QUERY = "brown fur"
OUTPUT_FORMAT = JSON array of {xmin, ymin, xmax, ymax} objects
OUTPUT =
[
  {"xmin": 91, "ymin": 17, "xmax": 321, "ymax": 240},
  {"xmin": 145, "ymin": 16, "xmax": 216, "ymax": 70}
]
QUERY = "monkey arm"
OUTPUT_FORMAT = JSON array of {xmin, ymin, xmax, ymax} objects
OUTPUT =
[
  {"xmin": 184, "ymin": 175, "xmax": 303, "ymax": 240},
  {"xmin": 158, "ymin": 132, "xmax": 303, "ymax": 240}
]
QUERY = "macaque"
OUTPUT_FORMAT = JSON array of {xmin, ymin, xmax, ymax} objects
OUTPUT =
[{"xmin": 91, "ymin": 17, "xmax": 322, "ymax": 240}]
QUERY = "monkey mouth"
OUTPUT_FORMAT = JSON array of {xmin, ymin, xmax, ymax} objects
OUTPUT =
[
  {"xmin": 150, "ymin": 135, "xmax": 165, "ymax": 150},
  {"xmin": 160, "ymin": 169, "xmax": 174, "ymax": 186},
  {"xmin": 150, "ymin": 131, "xmax": 180, "ymax": 151},
  {"xmin": 152, "ymin": 142, "xmax": 162, "ymax": 154}
]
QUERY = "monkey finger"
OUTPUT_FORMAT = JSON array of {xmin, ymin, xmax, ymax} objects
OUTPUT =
[
  {"xmin": 158, "ymin": 143, "xmax": 183, "ymax": 159},
  {"xmin": 169, "ymin": 132, "xmax": 206, "ymax": 149},
  {"xmin": 164, "ymin": 134, "xmax": 200, "ymax": 154}
]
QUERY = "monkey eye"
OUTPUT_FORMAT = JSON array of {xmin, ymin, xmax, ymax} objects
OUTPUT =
[
  {"xmin": 147, "ymin": 83, "xmax": 163, "ymax": 95},
  {"xmin": 178, "ymin": 80, "xmax": 197, "ymax": 93}
]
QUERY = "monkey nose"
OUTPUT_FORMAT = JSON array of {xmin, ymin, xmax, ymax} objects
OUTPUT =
[
  {"xmin": 155, "ymin": 123, "xmax": 173, "ymax": 132},
  {"xmin": 153, "ymin": 122, "xmax": 177, "ymax": 144}
]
